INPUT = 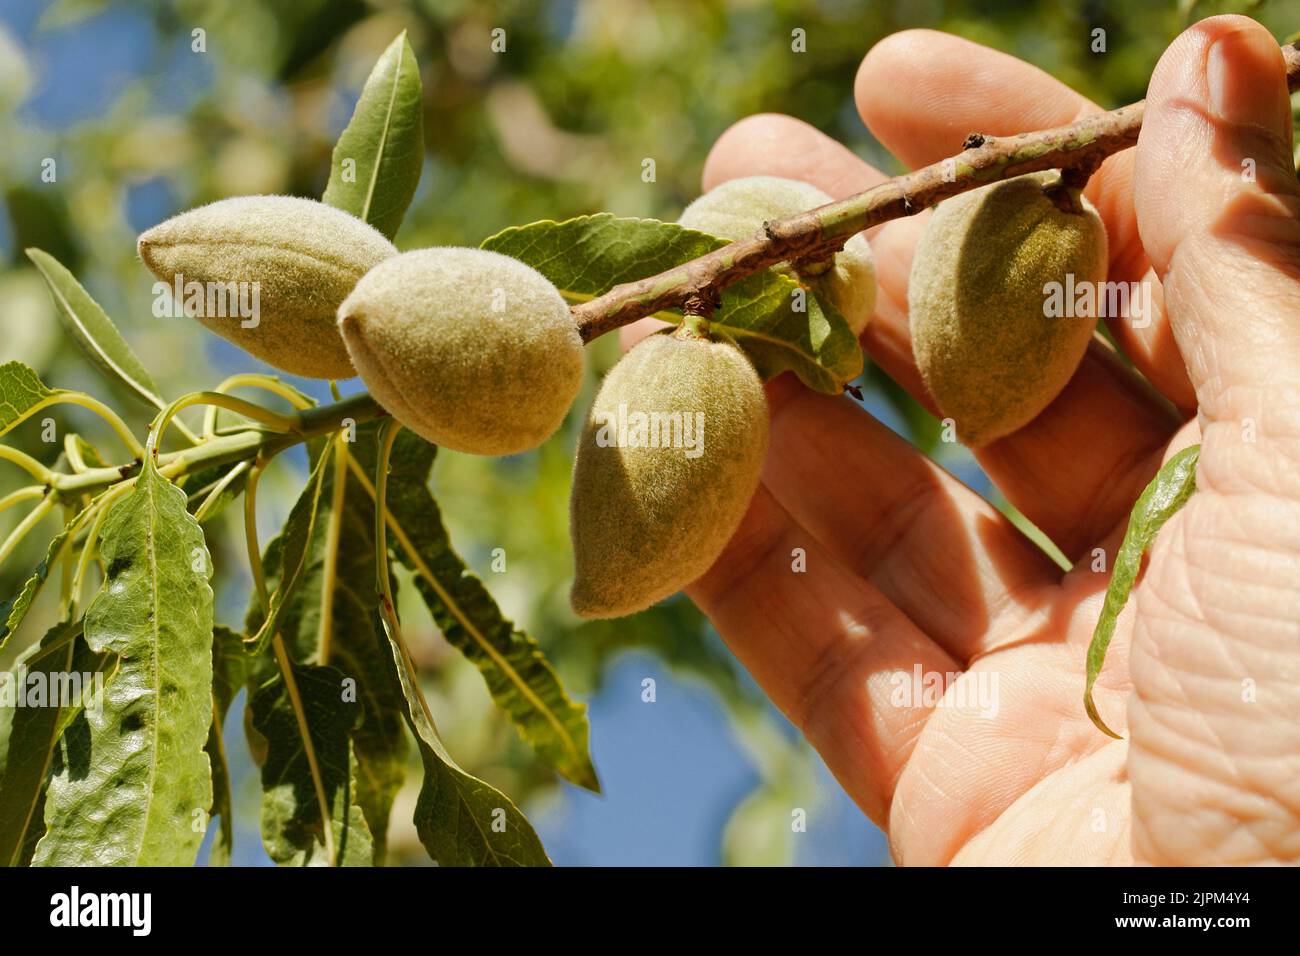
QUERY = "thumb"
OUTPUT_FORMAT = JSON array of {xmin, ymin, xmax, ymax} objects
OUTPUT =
[{"xmin": 1134, "ymin": 15, "xmax": 1300, "ymax": 428}]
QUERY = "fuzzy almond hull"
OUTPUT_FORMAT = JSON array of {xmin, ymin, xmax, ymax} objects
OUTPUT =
[{"xmin": 570, "ymin": 333, "xmax": 769, "ymax": 619}]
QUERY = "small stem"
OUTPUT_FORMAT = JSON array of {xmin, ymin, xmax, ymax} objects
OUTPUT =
[
  {"xmin": 316, "ymin": 436, "xmax": 349, "ymax": 667},
  {"xmin": 0, "ymin": 496, "xmax": 54, "ymax": 570},
  {"xmin": 146, "ymin": 392, "xmax": 299, "ymax": 462},
  {"xmin": 53, "ymin": 392, "xmax": 145, "ymax": 459},
  {"xmin": 48, "ymin": 392, "xmax": 386, "ymax": 504},
  {"xmin": 203, "ymin": 374, "xmax": 313, "ymax": 438},
  {"xmin": 63, "ymin": 434, "xmax": 90, "ymax": 474},
  {"xmin": 241, "ymin": 452, "xmax": 336, "ymax": 865},
  {"xmin": 0, "ymin": 486, "xmax": 44, "ymax": 517},
  {"xmin": 192, "ymin": 460, "xmax": 252, "ymax": 524},
  {"xmin": 0, "ymin": 391, "xmax": 144, "ymax": 460},
  {"xmin": 0, "ymin": 446, "xmax": 54, "ymax": 484},
  {"xmin": 244, "ymin": 460, "xmax": 270, "ymax": 612}
]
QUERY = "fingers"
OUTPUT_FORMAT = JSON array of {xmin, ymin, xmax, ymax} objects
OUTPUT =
[
  {"xmin": 869, "ymin": 195, "xmax": 1183, "ymax": 559},
  {"xmin": 856, "ymin": 28, "xmax": 1197, "ymax": 409},
  {"xmin": 1134, "ymin": 15, "xmax": 1300, "ymax": 434},
  {"xmin": 760, "ymin": 381, "xmax": 1062, "ymax": 662},
  {"xmin": 687, "ymin": 484, "xmax": 959, "ymax": 825}
]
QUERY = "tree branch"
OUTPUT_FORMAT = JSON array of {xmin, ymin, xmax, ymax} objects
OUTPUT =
[
  {"xmin": 574, "ymin": 39, "xmax": 1300, "ymax": 343},
  {"xmin": 47, "ymin": 392, "xmax": 387, "ymax": 502}
]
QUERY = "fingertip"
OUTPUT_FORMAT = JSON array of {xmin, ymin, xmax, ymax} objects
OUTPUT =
[
  {"xmin": 700, "ymin": 112, "xmax": 885, "ymax": 198},
  {"xmin": 855, "ymin": 29, "xmax": 1090, "ymax": 169},
  {"xmin": 854, "ymin": 29, "xmax": 946, "ymax": 135},
  {"xmin": 701, "ymin": 113, "xmax": 794, "ymax": 191},
  {"xmin": 1138, "ymin": 15, "xmax": 1295, "ymax": 273}
]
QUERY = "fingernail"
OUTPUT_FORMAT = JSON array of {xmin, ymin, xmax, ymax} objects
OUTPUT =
[{"xmin": 1207, "ymin": 26, "xmax": 1289, "ymax": 133}]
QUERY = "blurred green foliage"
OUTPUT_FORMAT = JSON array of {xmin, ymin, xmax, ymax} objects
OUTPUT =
[{"xmin": 2, "ymin": 0, "xmax": 1297, "ymax": 865}]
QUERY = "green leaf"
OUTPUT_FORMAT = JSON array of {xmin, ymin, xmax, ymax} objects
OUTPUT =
[
  {"xmin": 25, "ymin": 249, "xmax": 164, "ymax": 412},
  {"xmin": 0, "ymin": 360, "xmax": 54, "ymax": 436},
  {"xmin": 206, "ymin": 625, "xmax": 247, "ymax": 866},
  {"xmin": 247, "ymin": 430, "xmax": 407, "ymax": 860},
  {"xmin": 726, "ymin": 271, "xmax": 861, "ymax": 393},
  {"xmin": 481, "ymin": 214, "xmax": 863, "ymax": 393},
  {"xmin": 377, "ymin": 609, "xmax": 550, "ymax": 866},
  {"xmin": 374, "ymin": 429, "xmax": 598, "ymax": 791},
  {"xmin": 1085, "ymin": 444, "xmax": 1200, "ymax": 738},
  {"xmin": 33, "ymin": 458, "xmax": 215, "ymax": 865},
  {"xmin": 0, "ymin": 619, "xmax": 113, "ymax": 867},
  {"xmin": 250, "ymin": 662, "xmax": 373, "ymax": 866},
  {"xmin": 322, "ymin": 31, "xmax": 424, "ymax": 240}
]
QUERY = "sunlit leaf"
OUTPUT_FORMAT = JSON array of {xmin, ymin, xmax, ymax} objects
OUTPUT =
[
  {"xmin": 33, "ymin": 458, "xmax": 214, "ymax": 866},
  {"xmin": 0, "ymin": 360, "xmax": 54, "ymax": 436},
  {"xmin": 322, "ymin": 31, "xmax": 424, "ymax": 240},
  {"xmin": 0, "ymin": 619, "xmax": 113, "ymax": 867},
  {"xmin": 26, "ymin": 249, "xmax": 164, "ymax": 412}
]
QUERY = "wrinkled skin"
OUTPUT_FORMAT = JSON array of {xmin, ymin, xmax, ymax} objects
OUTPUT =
[{"xmin": 626, "ymin": 15, "xmax": 1299, "ymax": 864}]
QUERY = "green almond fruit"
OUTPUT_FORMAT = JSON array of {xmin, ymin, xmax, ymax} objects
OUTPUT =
[
  {"xmin": 338, "ymin": 247, "xmax": 584, "ymax": 456},
  {"xmin": 908, "ymin": 173, "xmax": 1109, "ymax": 447},
  {"xmin": 679, "ymin": 175, "xmax": 876, "ymax": 334},
  {"xmin": 138, "ymin": 195, "xmax": 397, "ymax": 379},
  {"xmin": 570, "ymin": 331, "xmax": 769, "ymax": 619}
]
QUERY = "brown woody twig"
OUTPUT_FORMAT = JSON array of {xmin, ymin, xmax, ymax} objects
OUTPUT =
[{"xmin": 573, "ymin": 39, "xmax": 1300, "ymax": 343}]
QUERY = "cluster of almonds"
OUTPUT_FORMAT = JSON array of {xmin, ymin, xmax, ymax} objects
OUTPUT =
[{"xmin": 138, "ymin": 169, "xmax": 1105, "ymax": 618}]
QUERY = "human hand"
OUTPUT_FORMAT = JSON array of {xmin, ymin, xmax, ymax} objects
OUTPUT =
[{"xmin": 661, "ymin": 15, "xmax": 1300, "ymax": 865}]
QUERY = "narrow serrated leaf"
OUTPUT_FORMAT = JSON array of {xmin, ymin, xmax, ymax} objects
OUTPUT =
[
  {"xmin": 377, "ymin": 608, "xmax": 550, "ymax": 866},
  {"xmin": 33, "ymin": 458, "xmax": 214, "ymax": 866},
  {"xmin": 372, "ymin": 430, "xmax": 597, "ymax": 791},
  {"xmin": 250, "ymin": 662, "xmax": 373, "ymax": 866},
  {"xmin": 481, "ymin": 214, "xmax": 862, "ymax": 392},
  {"xmin": 0, "ymin": 619, "xmax": 113, "ymax": 867},
  {"xmin": 1085, "ymin": 444, "xmax": 1200, "ymax": 738},
  {"xmin": 322, "ymin": 32, "xmax": 423, "ymax": 240},
  {"xmin": 26, "ymin": 249, "xmax": 164, "ymax": 412}
]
